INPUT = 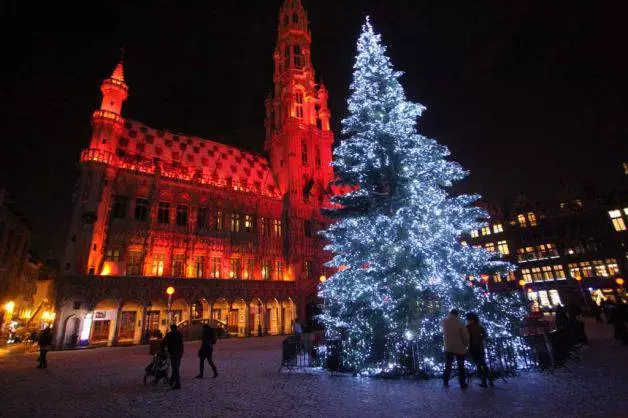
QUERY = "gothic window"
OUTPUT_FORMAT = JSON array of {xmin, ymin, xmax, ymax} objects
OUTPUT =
[
  {"xmin": 193, "ymin": 256, "xmax": 204, "ymax": 278},
  {"xmin": 172, "ymin": 254, "xmax": 185, "ymax": 277},
  {"xmin": 158, "ymin": 202, "xmax": 170, "ymax": 224},
  {"xmin": 243, "ymin": 259, "xmax": 254, "ymax": 279},
  {"xmin": 230, "ymin": 213, "xmax": 241, "ymax": 233},
  {"xmin": 197, "ymin": 207, "xmax": 208, "ymax": 230},
  {"xmin": 261, "ymin": 260, "xmax": 271, "ymax": 280},
  {"xmin": 273, "ymin": 219, "xmax": 282, "ymax": 237},
  {"xmin": 292, "ymin": 13, "xmax": 298, "ymax": 24},
  {"xmin": 211, "ymin": 257, "xmax": 221, "ymax": 278},
  {"xmin": 126, "ymin": 251, "xmax": 143, "ymax": 276},
  {"xmin": 230, "ymin": 258, "xmax": 241, "ymax": 279},
  {"xmin": 176, "ymin": 204, "xmax": 188, "ymax": 227},
  {"xmin": 295, "ymin": 91, "xmax": 304, "ymax": 119},
  {"xmin": 260, "ymin": 217, "xmax": 271, "ymax": 237},
  {"xmin": 274, "ymin": 260, "xmax": 284, "ymax": 280},
  {"xmin": 151, "ymin": 253, "xmax": 165, "ymax": 276},
  {"xmin": 215, "ymin": 210, "xmax": 223, "ymax": 232},
  {"xmin": 293, "ymin": 45, "xmax": 303, "ymax": 68},
  {"xmin": 134, "ymin": 198, "xmax": 149, "ymax": 221},
  {"xmin": 112, "ymin": 195, "xmax": 128, "ymax": 219},
  {"xmin": 301, "ymin": 140, "xmax": 308, "ymax": 165},
  {"xmin": 244, "ymin": 215, "xmax": 253, "ymax": 233},
  {"xmin": 315, "ymin": 146, "xmax": 321, "ymax": 167},
  {"xmin": 284, "ymin": 46, "xmax": 290, "ymax": 70}
]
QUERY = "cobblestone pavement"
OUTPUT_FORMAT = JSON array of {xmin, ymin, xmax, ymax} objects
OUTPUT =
[{"xmin": 0, "ymin": 322, "xmax": 626, "ymax": 418}]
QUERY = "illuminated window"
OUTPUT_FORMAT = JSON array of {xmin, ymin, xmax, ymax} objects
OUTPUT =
[
  {"xmin": 193, "ymin": 256, "xmax": 204, "ymax": 278},
  {"xmin": 215, "ymin": 210, "xmax": 223, "ymax": 232},
  {"xmin": 527, "ymin": 212, "xmax": 537, "ymax": 226},
  {"xmin": 492, "ymin": 223, "xmax": 503, "ymax": 233},
  {"xmin": 293, "ymin": 44, "xmax": 303, "ymax": 68},
  {"xmin": 295, "ymin": 91, "xmax": 304, "ymax": 119},
  {"xmin": 243, "ymin": 215, "xmax": 253, "ymax": 233},
  {"xmin": 493, "ymin": 273, "xmax": 502, "ymax": 283},
  {"xmin": 176, "ymin": 204, "xmax": 188, "ymax": 227},
  {"xmin": 112, "ymin": 195, "xmax": 128, "ymax": 219},
  {"xmin": 304, "ymin": 220, "xmax": 312, "ymax": 237},
  {"xmin": 105, "ymin": 248, "xmax": 120, "ymax": 262},
  {"xmin": 315, "ymin": 146, "xmax": 321, "ymax": 167},
  {"xmin": 197, "ymin": 207, "xmax": 208, "ymax": 230},
  {"xmin": 484, "ymin": 242, "xmax": 495, "ymax": 252},
  {"xmin": 549, "ymin": 289, "xmax": 562, "ymax": 306},
  {"xmin": 609, "ymin": 209, "xmax": 627, "ymax": 231},
  {"xmin": 273, "ymin": 219, "xmax": 282, "ymax": 237},
  {"xmin": 261, "ymin": 260, "xmax": 271, "ymax": 280},
  {"xmin": 527, "ymin": 292, "xmax": 540, "ymax": 312},
  {"xmin": 517, "ymin": 214, "xmax": 527, "ymax": 228},
  {"xmin": 260, "ymin": 217, "xmax": 271, "ymax": 237},
  {"xmin": 546, "ymin": 243, "xmax": 559, "ymax": 258},
  {"xmin": 151, "ymin": 254, "xmax": 165, "ymax": 277},
  {"xmin": 580, "ymin": 261, "xmax": 593, "ymax": 278},
  {"xmin": 126, "ymin": 251, "xmax": 143, "ymax": 276},
  {"xmin": 301, "ymin": 140, "xmax": 308, "ymax": 165},
  {"xmin": 506, "ymin": 271, "xmax": 516, "ymax": 282},
  {"xmin": 134, "ymin": 198, "xmax": 149, "ymax": 221},
  {"xmin": 211, "ymin": 257, "xmax": 221, "ymax": 278},
  {"xmin": 517, "ymin": 248, "xmax": 526, "ymax": 262},
  {"xmin": 283, "ymin": 14, "xmax": 289, "ymax": 27},
  {"xmin": 497, "ymin": 240, "xmax": 509, "ymax": 255},
  {"xmin": 531, "ymin": 267, "xmax": 543, "ymax": 282},
  {"xmin": 521, "ymin": 268, "xmax": 532, "ymax": 283},
  {"xmin": 542, "ymin": 266, "xmax": 553, "ymax": 281},
  {"xmin": 538, "ymin": 290, "xmax": 550, "ymax": 307},
  {"xmin": 230, "ymin": 258, "xmax": 241, "ymax": 279},
  {"xmin": 525, "ymin": 246, "xmax": 536, "ymax": 261},
  {"xmin": 230, "ymin": 213, "xmax": 241, "ymax": 233},
  {"xmin": 553, "ymin": 265, "xmax": 566, "ymax": 280},
  {"xmin": 470, "ymin": 230, "xmax": 479, "ymax": 238},
  {"xmin": 274, "ymin": 260, "xmax": 284, "ymax": 280},
  {"xmin": 172, "ymin": 254, "xmax": 185, "ymax": 277},
  {"xmin": 568, "ymin": 263, "xmax": 580, "ymax": 280},
  {"xmin": 593, "ymin": 260, "xmax": 608, "ymax": 277},
  {"xmin": 460, "ymin": 240, "xmax": 468, "ymax": 246},
  {"xmin": 243, "ymin": 259, "xmax": 254, "ymax": 280},
  {"xmin": 481, "ymin": 226, "xmax": 491, "ymax": 236},
  {"xmin": 158, "ymin": 202, "xmax": 170, "ymax": 224},
  {"xmin": 606, "ymin": 259, "xmax": 619, "ymax": 276}
]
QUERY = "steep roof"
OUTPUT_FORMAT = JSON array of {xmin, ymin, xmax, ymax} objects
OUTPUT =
[{"xmin": 114, "ymin": 119, "xmax": 281, "ymax": 198}]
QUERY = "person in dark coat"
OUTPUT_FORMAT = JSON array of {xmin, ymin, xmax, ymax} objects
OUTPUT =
[
  {"xmin": 196, "ymin": 325, "xmax": 218, "ymax": 378},
  {"xmin": 465, "ymin": 312, "xmax": 492, "ymax": 388},
  {"xmin": 37, "ymin": 327, "xmax": 53, "ymax": 369},
  {"xmin": 161, "ymin": 324, "xmax": 184, "ymax": 389},
  {"xmin": 613, "ymin": 302, "xmax": 627, "ymax": 345}
]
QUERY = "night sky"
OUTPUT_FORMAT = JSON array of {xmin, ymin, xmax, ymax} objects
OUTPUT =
[{"xmin": 2, "ymin": 0, "xmax": 627, "ymax": 258}]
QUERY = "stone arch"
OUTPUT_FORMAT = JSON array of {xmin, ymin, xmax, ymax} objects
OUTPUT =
[
  {"xmin": 117, "ymin": 298, "xmax": 144, "ymax": 344},
  {"xmin": 211, "ymin": 298, "xmax": 230, "ymax": 327},
  {"xmin": 266, "ymin": 298, "xmax": 281, "ymax": 335},
  {"xmin": 230, "ymin": 298, "xmax": 248, "ymax": 337},
  {"xmin": 281, "ymin": 298, "xmax": 297, "ymax": 334},
  {"xmin": 89, "ymin": 298, "xmax": 120, "ymax": 346},
  {"xmin": 170, "ymin": 297, "xmax": 189, "ymax": 325},
  {"xmin": 249, "ymin": 297, "xmax": 266, "ymax": 336}
]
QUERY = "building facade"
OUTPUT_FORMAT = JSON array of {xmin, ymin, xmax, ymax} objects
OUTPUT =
[
  {"xmin": 466, "ymin": 192, "xmax": 628, "ymax": 312},
  {"xmin": 54, "ymin": 0, "xmax": 335, "ymax": 347}
]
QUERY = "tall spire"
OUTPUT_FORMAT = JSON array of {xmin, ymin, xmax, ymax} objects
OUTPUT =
[{"xmin": 110, "ymin": 61, "xmax": 125, "ymax": 82}]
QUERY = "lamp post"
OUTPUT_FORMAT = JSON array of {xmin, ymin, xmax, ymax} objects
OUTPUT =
[
  {"xmin": 166, "ymin": 286, "xmax": 175, "ymax": 324},
  {"xmin": 616, "ymin": 278, "xmax": 625, "ymax": 301},
  {"xmin": 574, "ymin": 276, "xmax": 588, "ymax": 307}
]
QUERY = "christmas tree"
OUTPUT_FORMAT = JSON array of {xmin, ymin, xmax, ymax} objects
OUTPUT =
[{"xmin": 319, "ymin": 18, "xmax": 527, "ymax": 374}]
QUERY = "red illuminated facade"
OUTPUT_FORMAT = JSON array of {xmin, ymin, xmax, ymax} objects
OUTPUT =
[{"xmin": 56, "ymin": 0, "xmax": 333, "ymax": 345}]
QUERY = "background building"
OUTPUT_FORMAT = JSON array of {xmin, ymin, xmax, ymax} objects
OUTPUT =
[
  {"xmin": 53, "ymin": 0, "xmax": 335, "ymax": 347},
  {"xmin": 467, "ymin": 187, "xmax": 627, "ymax": 312}
]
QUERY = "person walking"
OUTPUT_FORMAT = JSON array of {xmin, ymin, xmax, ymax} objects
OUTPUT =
[
  {"xmin": 442, "ymin": 309, "xmax": 469, "ymax": 389},
  {"xmin": 465, "ymin": 312, "xmax": 492, "ymax": 388},
  {"xmin": 196, "ymin": 325, "xmax": 218, "ymax": 379},
  {"xmin": 161, "ymin": 324, "xmax": 184, "ymax": 389},
  {"xmin": 37, "ymin": 326, "xmax": 53, "ymax": 369}
]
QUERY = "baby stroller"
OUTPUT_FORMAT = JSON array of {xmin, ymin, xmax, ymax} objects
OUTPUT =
[{"xmin": 144, "ymin": 350, "xmax": 170, "ymax": 385}]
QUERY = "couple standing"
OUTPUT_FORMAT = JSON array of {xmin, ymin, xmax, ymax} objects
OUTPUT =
[
  {"xmin": 442, "ymin": 309, "xmax": 492, "ymax": 389},
  {"xmin": 161, "ymin": 324, "xmax": 218, "ymax": 390}
]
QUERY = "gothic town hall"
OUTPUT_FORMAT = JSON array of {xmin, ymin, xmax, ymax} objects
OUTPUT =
[{"xmin": 53, "ymin": 0, "xmax": 335, "ymax": 347}]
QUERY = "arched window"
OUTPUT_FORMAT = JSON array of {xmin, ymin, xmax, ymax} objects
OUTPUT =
[
  {"xmin": 292, "ymin": 13, "xmax": 299, "ymax": 24},
  {"xmin": 284, "ymin": 45, "xmax": 290, "ymax": 70},
  {"xmin": 293, "ymin": 45, "xmax": 303, "ymax": 68},
  {"xmin": 295, "ymin": 91, "xmax": 304, "ymax": 119}
]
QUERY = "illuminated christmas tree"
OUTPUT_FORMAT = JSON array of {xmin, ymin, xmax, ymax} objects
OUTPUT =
[{"xmin": 319, "ymin": 18, "xmax": 527, "ymax": 374}]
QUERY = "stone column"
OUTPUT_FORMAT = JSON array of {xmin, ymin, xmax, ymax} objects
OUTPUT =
[{"xmin": 110, "ymin": 301, "xmax": 123, "ymax": 346}]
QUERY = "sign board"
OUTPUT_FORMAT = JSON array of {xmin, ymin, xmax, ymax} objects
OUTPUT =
[{"xmin": 93, "ymin": 310, "xmax": 115, "ymax": 321}]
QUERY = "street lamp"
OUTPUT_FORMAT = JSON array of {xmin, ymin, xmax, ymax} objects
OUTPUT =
[
  {"xmin": 319, "ymin": 275, "xmax": 327, "ymax": 283},
  {"xmin": 573, "ymin": 276, "xmax": 588, "ymax": 306},
  {"xmin": 166, "ymin": 286, "xmax": 175, "ymax": 324}
]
